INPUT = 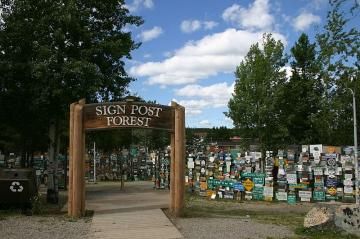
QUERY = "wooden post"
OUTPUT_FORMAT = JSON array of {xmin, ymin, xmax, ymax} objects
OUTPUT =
[
  {"xmin": 78, "ymin": 99, "xmax": 86, "ymax": 215},
  {"xmin": 72, "ymin": 104, "xmax": 84, "ymax": 217},
  {"xmin": 68, "ymin": 103, "xmax": 75, "ymax": 216},
  {"xmin": 174, "ymin": 104, "xmax": 185, "ymax": 217},
  {"xmin": 170, "ymin": 132, "xmax": 175, "ymax": 214}
]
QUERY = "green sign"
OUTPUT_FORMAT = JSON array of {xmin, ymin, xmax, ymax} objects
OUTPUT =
[
  {"xmin": 252, "ymin": 193, "xmax": 264, "ymax": 200},
  {"xmin": 230, "ymin": 149, "xmax": 239, "ymax": 159},
  {"xmin": 252, "ymin": 186, "xmax": 264, "ymax": 193},
  {"xmin": 313, "ymin": 191, "xmax": 325, "ymax": 201},
  {"xmin": 241, "ymin": 172, "xmax": 266, "ymax": 178},
  {"xmin": 253, "ymin": 177, "xmax": 264, "ymax": 185},
  {"xmin": 207, "ymin": 179, "xmax": 234, "ymax": 188},
  {"xmin": 252, "ymin": 186, "xmax": 264, "ymax": 200},
  {"xmin": 130, "ymin": 147, "xmax": 138, "ymax": 156},
  {"xmin": 287, "ymin": 194, "xmax": 296, "ymax": 205},
  {"xmin": 288, "ymin": 183, "xmax": 308, "ymax": 189},
  {"xmin": 314, "ymin": 182, "xmax": 324, "ymax": 187},
  {"xmin": 325, "ymin": 195, "xmax": 338, "ymax": 200}
]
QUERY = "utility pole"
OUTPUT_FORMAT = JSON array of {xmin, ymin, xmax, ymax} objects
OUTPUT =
[
  {"xmin": 347, "ymin": 87, "xmax": 358, "ymax": 205},
  {"xmin": 352, "ymin": 89, "xmax": 358, "ymax": 206}
]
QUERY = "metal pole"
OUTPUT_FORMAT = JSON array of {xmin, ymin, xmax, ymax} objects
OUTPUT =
[
  {"xmin": 351, "ymin": 89, "xmax": 358, "ymax": 205},
  {"xmin": 93, "ymin": 142, "xmax": 96, "ymax": 184}
]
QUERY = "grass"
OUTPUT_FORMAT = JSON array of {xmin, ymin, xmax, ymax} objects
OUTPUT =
[
  {"xmin": 183, "ymin": 201, "xmax": 305, "ymax": 227},
  {"xmin": 294, "ymin": 226, "xmax": 360, "ymax": 239},
  {"xmin": 184, "ymin": 194, "xmax": 360, "ymax": 239}
]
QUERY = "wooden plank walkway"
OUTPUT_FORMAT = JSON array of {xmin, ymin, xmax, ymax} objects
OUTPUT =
[
  {"xmin": 91, "ymin": 209, "xmax": 183, "ymax": 239},
  {"xmin": 86, "ymin": 181, "xmax": 183, "ymax": 239}
]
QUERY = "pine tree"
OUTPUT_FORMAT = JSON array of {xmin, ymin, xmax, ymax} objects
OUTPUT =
[
  {"xmin": 281, "ymin": 33, "xmax": 323, "ymax": 144},
  {"xmin": 0, "ymin": 0, "xmax": 143, "ymax": 202}
]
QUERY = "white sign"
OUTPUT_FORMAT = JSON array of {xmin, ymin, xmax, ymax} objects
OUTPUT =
[
  {"xmin": 313, "ymin": 167, "xmax": 323, "ymax": 176},
  {"xmin": 310, "ymin": 144, "xmax": 323, "ymax": 155},
  {"xmin": 301, "ymin": 197, "xmax": 311, "ymax": 202},
  {"xmin": 344, "ymin": 186, "xmax": 353, "ymax": 194},
  {"xmin": 276, "ymin": 192, "xmax": 287, "ymax": 201},
  {"xmin": 345, "ymin": 174, "xmax": 353, "ymax": 180},
  {"xmin": 298, "ymin": 191, "xmax": 312, "ymax": 199},
  {"xmin": 263, "ymin": 186, "xmax": 274, "ymax": 197},
  {"xmin": 287, "ymin": 174, "xmax": 297, "ymax": 184},
  {"xmin": 245, "ymin": 194, "xmax": 252, "ymax": 200},
  {"xmin": 343, "ymin": 179, "xmax": 353, "ymax": 186}
]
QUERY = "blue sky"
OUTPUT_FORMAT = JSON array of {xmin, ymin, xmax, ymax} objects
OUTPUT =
[{"xmin": 124, "ymin": 0, "xmax": 331, "ymax": 128}]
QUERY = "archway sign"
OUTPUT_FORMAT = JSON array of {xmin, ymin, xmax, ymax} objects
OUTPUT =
[{"xmin": 68, "ymin": 99, "xmax": 185, "ymax": 217}]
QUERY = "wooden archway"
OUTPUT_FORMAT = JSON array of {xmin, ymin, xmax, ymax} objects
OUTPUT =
[{"xmin": 68, "ymin": 99, "xmax": 185, "ymax": 217}]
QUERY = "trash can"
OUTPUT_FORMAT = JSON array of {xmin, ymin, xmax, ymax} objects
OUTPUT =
[{"xmin": 0, "ymin": 168, "xmax": 38, "ymax": 209}]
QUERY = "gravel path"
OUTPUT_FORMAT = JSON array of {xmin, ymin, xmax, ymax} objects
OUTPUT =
[
  {"xmin": 0, "ymin": 215, "xmax": 91, "ymax": 239},
  {"xmin": 174, "ymin": 217, "xmax": 295, "ymax": 239}
]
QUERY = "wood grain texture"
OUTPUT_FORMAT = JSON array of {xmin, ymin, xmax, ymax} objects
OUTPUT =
[{"xmin": 83, "ymin": 102, "xmax": 174, "ymax": 131}]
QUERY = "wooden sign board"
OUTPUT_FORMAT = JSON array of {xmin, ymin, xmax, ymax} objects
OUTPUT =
[{"xmin": 83, "ymin": 102, "xmax": 174, "ymax": 131}]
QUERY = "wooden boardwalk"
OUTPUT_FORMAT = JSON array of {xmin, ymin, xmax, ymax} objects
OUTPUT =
[
  {"xmin": 91, "ymin": 209, "xmax": 183, "ymax": 239},
  {"xmin": 86, "ymin": 181, "xmax": 183, "ymax": 239}
]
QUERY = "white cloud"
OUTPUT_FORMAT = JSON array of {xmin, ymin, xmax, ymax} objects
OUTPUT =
[
  {"xmin": 311, "ymin": 0, "xmax": 328, "ymax": 10},
  {"xmin": 222, "ymin": 0, "xmax": 274, "ymax": 31},
  {"xmin": 181, "ymin": 20, "xmax": 201, "ymax": 33},
  {"xmin": 130, "ymin": 28, "xmax": 287, "ymax": 85},
  {"xmin": 203, "ymin": 21, "xmax": 218, "ymax": 30},
  {"xmin": 292, "ymin": 12, "xmax": 321, "ymax": 31},
  {"xmin": 199, "ymin": 120, "xmax": 212, "ymax": 127},
  {"xmin": 143, "ymin": 53, "xmax": 151, "ymax": 58},
  {"xmin": 175, "ymin": 82, "xmax": 235, "ymax": 115},
  {"xmin": 163, "ymin": 51, "xmax": 173, "ymax": 58},
  {"xmin": 282, "ymin": 65, "xmax": 293, "ymax": 80},
  {"xmin": 126, "ymin": 0, "xmax": 154, "ymax": 12},
  {"xmin": 180, "ymin": 20, "xmax": 218, "ymax": 33},
  {"xmin": 139, "ymin": 26, "xmax": 163, "ymax": 42}
]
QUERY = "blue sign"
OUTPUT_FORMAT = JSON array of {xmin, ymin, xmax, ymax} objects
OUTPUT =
[
  {"xmin": 326, "ymin": 179, "xmax": 337, "ymax": 187},
  {"xmin": 234, "ymin": 182, "xmax": 244, "ymax": 191}
]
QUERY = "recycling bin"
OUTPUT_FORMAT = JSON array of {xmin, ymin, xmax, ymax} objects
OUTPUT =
[{"xmin": 0, "ymin": 168, "xmax": 38, "ymax": 208}]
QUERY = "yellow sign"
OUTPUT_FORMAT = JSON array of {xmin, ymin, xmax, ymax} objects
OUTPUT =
[
  {"xmin": 200, "ymin": 181, "xmax": 208, "ymax": 191},
  {"xmin": 243, "ymin": 178, "xmax": 254, "ymax": 191},
  {"xmin": 327, "ymin": 187, "xmax": 337, "ymax": 196}
]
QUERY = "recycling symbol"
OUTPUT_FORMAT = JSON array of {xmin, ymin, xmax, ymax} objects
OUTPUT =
[{"xmin": 10, "ymin": 181, "xmax": 24, "ymax": 192}]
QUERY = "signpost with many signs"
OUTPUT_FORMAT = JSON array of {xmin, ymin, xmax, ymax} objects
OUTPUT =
[{"xmin": 68, "ymin": 99, "xmax": 185, "ymax": 217}]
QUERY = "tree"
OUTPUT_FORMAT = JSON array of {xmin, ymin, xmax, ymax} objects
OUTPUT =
[
  {"xmin": 280, "ymin": 33, "xmax": 324, "ymax": 144},
  {"xmin": 226, "ymin": 33, "xmax": 288, "ymax": 151},
  {"xmin": 0, "ymin": 0, "xmax": 143, "ymax": 202},
  {"xmin": 206, "ymin": 126, "xmax": 233, "ymax": 142},
  {"xmin": 315, "ymin": 0, "xmax": 359, "ymax": 145}
]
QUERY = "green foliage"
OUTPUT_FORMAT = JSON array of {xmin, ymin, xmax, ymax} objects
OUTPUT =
[
  {"xmin": 31, "ymin": 192, "xmax": 44, "ymax": 215},
  {"xmin": 295, "ymin": 226, "xmax": 359, "ymax": 239},
  {"xmin": 226, "ymin": 33, "xmax": 288, "ymax": 150},
  {"xmin": 315, "ymin": 0, "xmax": 359, "ymax": 145},
  {"xmin": 0, "ymin": 0, "xmax": 143, "ymax": 153},
  {"xmin": 280, "ymin": 33, "xmax": 324, "ymax": 144},
  {"xmin": 227, "ymin": 1, "xmax": 359, "ymax": 148},
  {"xmin": 206, "ymin": 126, "xmax": 233, "ymax": 141}
]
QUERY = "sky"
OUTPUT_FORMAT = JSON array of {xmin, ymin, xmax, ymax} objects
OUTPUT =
[{"xmin": 124, "ymin": 0, "xmax": 332, "ymax": 128}]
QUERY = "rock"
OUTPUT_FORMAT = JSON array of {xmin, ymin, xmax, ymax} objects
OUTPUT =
[
  {"xmin": 335, "ymin": 204, "xmax": 360, "ymax": 236},
  {"xmin": 304, "ymin": 207, "xmax": 334, "ymax": 228}
]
